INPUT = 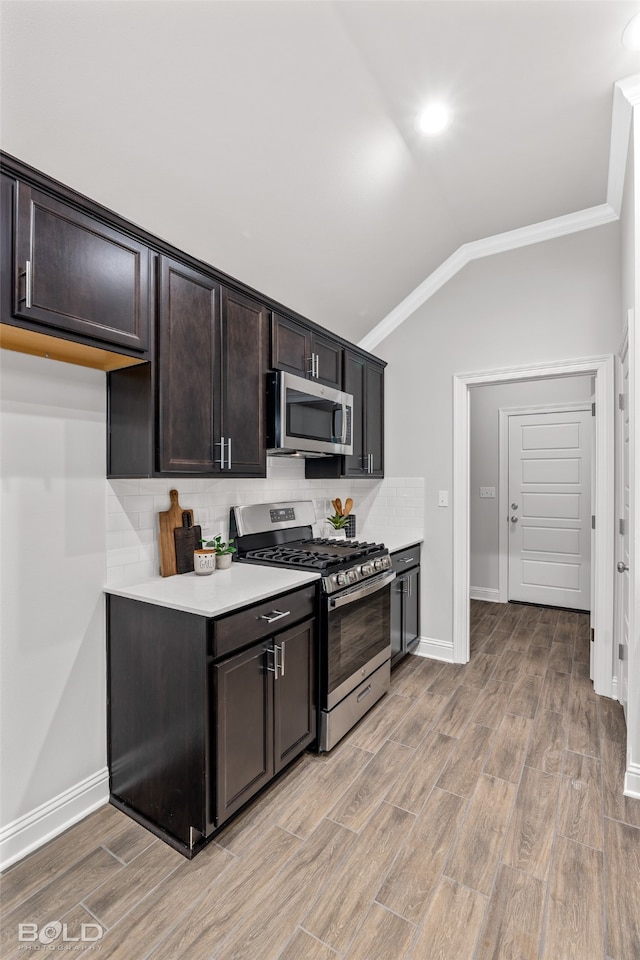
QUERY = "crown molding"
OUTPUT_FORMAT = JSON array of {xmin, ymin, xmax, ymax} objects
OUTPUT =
[{"xmin": 359, "ymin": 74, "xmax": 639, "ymax": 354}]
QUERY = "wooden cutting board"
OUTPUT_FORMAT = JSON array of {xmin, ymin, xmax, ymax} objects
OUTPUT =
[
  {"xmin": 158, "ymin": 490, "xmax": 195, "ymax": 577},
  {"xmin": 174, "ymin": 523, "xmax": 202, "ymax": 574}
]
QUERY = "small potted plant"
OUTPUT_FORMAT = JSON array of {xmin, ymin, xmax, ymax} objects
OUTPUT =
[{"xmin": 201, "ymin": 535, "xmax": 236, "ymax": 570}]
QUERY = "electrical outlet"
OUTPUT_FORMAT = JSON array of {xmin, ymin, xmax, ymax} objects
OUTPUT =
[
  {"xmin": 438, "ymin": 490, "xmax": 448, "ymax": 507},
  {"xmin": 480, "ymin": 487, "xmax": 496, "ymax": 499},
  {"xmin": 199, "ymin": 508, "xmax": 210, "ymax": 529}
]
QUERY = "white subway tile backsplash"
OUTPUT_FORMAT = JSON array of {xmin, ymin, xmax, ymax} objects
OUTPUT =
[{"xmin": 106, "ymin": 463, "xmax": 424, "ymax": 586}]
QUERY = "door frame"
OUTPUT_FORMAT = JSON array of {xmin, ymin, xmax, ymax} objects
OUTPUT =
[
  {"xmin": 453, "ymin": 354, "xmax": 615, "ymax": 698},
  {"xmin": 497, "ymin": 400, "xmax": 592, "ymax": 605}
]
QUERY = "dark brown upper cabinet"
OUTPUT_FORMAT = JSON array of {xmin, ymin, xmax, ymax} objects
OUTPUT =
[
  {"xmin": 11, "ymin": 181, "xmax": 150, "ymax": 354},
  {"xmin": 109, "ymin": 255, "xmax": 269, "ymax": 478},
  {"xmin": 272, "ymin": 313, "xmax": 343, "ymax": 390},
  {"xmin": 305, "ymin": 351, "xmax": 384, "ymax": 480}
]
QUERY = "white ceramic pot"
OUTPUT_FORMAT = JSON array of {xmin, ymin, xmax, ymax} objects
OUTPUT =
[
  {"xmin": 193, "ymin": 549, "xmax": 216, "ymax": 575},
  {"xmin": 215, "ymin": 553, "xmax": 233, "ymax": 570}
]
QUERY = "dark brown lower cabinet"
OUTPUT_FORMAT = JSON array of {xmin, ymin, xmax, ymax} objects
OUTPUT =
[{"xmin": 107, "ymin": 586, "xmax": 316, "ymax": 858}]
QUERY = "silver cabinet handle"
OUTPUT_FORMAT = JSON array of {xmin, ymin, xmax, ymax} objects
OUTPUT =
[
  {"xmin": 314, "ymin": 353, "xmax": 319, "ymax": 379},
  {"xmin": 510, "ymin": 516, "xmax": 518, "ymax": 523},
  {"xmin": 257, "ymin": 609, "xmax": 291, "ymax": 624},
  {"xmin": 266, "ymin": 647, "xmax": 278, "ymax": 680},
  {"xmin": 274, "ymin": 640, "xmax": 286, "ymax": 677},
  {"xmin": 617, "ymin": 561, "xmax": 629, "ymax": 573},
  {"xmin": 397, "ymin": 557, "xmax": 413, "ymax": 564},
  {"xmin": 227, "ymin": 436, "xmax": 232, "ymax": 470},
  {"xmin": 357, "ymin": 684, "xmax": 372, "ymax": 703},
  {"xmin": 216, "ymin": 437, "xmax": 226, "ymax": 469},
  {"xmin": 24, "ymin": 260, "xmax": 32, "ymax": 309},
  {"xmin": 370, "ymin": 453, "xmax": 374, "ymax": 473},
  {"xmin": 307, "ymin": 356, "xmax": 315, "ymax": 377}
]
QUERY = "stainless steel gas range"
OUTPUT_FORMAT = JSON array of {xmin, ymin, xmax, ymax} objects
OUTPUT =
[{"xmin": 230, "ymin": 500, "xmax": 395, "ymax": 751}]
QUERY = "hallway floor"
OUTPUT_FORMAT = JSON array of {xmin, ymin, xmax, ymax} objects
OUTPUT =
[{"xmin": 2, "ymin": 601, "xmax": 639, "ymax": 959}]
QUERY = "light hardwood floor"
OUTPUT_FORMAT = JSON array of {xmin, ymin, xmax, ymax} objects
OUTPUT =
[{"xmin": 2, "ymin": 601, "xmax": 639, "ymax": 959}]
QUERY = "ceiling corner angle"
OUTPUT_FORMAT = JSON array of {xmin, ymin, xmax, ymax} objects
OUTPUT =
[{"xmin": 359, "ymin": 77, "xmax": 638, "ymax": 354}]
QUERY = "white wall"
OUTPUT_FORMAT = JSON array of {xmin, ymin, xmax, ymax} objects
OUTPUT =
[
  {"xmin": 376, "ymin": 222, "xmax": 621, "ymax": 653},
  {"xmin": 0, "ymin": 350, "xmax": 108, "ymax": 867},
  {"xmin": 470, "ymin": 376, "xmax": 592, "ymax": 597}
]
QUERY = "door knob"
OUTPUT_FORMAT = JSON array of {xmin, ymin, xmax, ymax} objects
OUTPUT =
[
  {"xmin": 510, "ymin": 516, "xmax": 518, "ymax": 523},
  {"xmin": 511, "ymin": 503, "xmax": 519, "ymax": 510},
  {"xmin": 617, "ymin": 561, "xmax": 629, "ymax": 573}
]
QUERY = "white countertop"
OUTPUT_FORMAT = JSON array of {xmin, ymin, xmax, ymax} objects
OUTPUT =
[
  {"xmin": 359, "ymin": 527, "xmax": 424, "ymax": 554},
  {"xmin": 106, "ymin": 564, "xmax": 320, "ymax": 618}
]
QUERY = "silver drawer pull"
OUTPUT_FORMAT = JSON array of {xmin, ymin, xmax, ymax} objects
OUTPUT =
[
  {"xmin": 397, "ymin": 557, "xmax": 413, "ymax": 563},
  {"xmin": 357, "ymin": 684, "xmax": 372, "ymax": 703},
  {"xmin": 257, "ymin": 609, "xmax": 291, "ymax": 624}
]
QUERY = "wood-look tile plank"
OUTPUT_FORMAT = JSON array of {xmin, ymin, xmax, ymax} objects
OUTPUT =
[
  {"xmin": 539, "ymin": 668, "xmax": 571, "ymax": 714},
  {"xmin": 432, "ymin": 684, "xmax": 480, "ymax": 738},
  {"xmin": 484, "ymin": 714, "xmax": 532, "ymax": 782},
  {"xmin": 391, "ymin": 657, "xmax": 444, "ymax": 699},
  {"xmin": 530, "ymin": 622, "xmax": 555, "ymax": 648},
  {"xmin": 520, "ymin": 644, "xmax": 551, "ymax": 676},
  {"xmin": 475, "ymin": 864, "xmax": 545, "ymax": 960},
  {"xmin": 276, "ymin": 745, "xmax": 373, "ymax": 838},
  {"xmin": 480, "ymin": 629, "xmax": 512, "ymax": 657},
  {"xmin": 385, "ymin": 730, "xmax": 455, "ymax": 814},
  {"xmin": 445, "ymin": 774, "xmax": 516, "ymax": 895},
  {"xmin": 502, "ymin": 764, "xmax": 559, "ymax": 881},
  {"xmin": 303, "ymin": 803, "xmax": 415, "ymax": 954},
  {"xmin": 388, "ymin": 691, "xmax": 448, "ymax": 747},
  {"xmin": 460, "ymin": 652, "xmax": 500, "ymax": 688},
  {"xmin": 469, "ymin": 678, "xmax": 514, "ymax": 729},
  {"xmin": 542, "ymin": 835, "xmax": 604, "ymax": 960},
  {"xmin": 506, "ymin": 673, "xmax": 542, "ymax": 719},
  {"xmin": 567, "ymin": 696, "xmax": 600, "ymax": 758},
  {"xmin": 0, "ymin": 803, "xmax": 123, "ymax": 915},
  {"xmin": 570, "ymin": 660, "xmax": 599, "ymax": 701},
  {"xmin": 598, "ymin": 697, "xmax": 627, "ymax": 744},
  {"xmin": 504, "ymin": 625, "xmax": 533, "ymax": 652},
  {"xmin": 427, "ymin": 663, "xmax": 467, "ymax": 697},
  {"xmin": 1, "ymin": 848, "xmax": 123, "ymax": 956},
  {"xmin": 601, "ymin": 736, "xmax": 640, "ymax": 828},
  {"xmin": 526, "ymin": 709, "xmax": 566, "ymax": 775},
  {"xmin": 376, "ymin": 787, "xmax": 466, "ymax": 924},
  {"xmin": 537, "ymin": 607, "xmax": 559, "ymax": 626},
  {"xmin": 279, "ymin": 929, "xmax": 338, "ymax": 960},
  {"xmin": 553, "ymin": 619, "xmax": 576, "ymax": 642},
  {"xmin": 436, "ymin": 722, "xmax": 495, "ymax": 797},
  {"xmin": 573, "ymin": 633, "xmax": 590, "ymax": 664},
  {"xmin": 409, "ymin": 877, "xmax": 486, "ymax": 960},
  {"xmin": 547, "ymin": 641, "xmax": 573, "ymax": 674},
  {"xmin": 342, "ymin": 902, "xmax": 416, "ymax": 960},
  {"xmin": 557, "ymin": 751, "xmax": 603, "ymax": 849},
  {"xmin": 99, "ymin": 814, "xmax": 158, "ymax": 864},
  {"xmin": 216, "ymin": 818, "xmax": 357, "ymax": 960},
  {"xmin": 347, "ymin": 693, "xmax": 414, "ymax": 752},
  {"xmin": 327, "ymin": 739, "xmax": 413, "ymax": 831},
  {"xmin": 82, "ymin": 839, "xmax": 184, "ymax": 928},
  {"xmin": 604, "ymin": 818, "xmax": 640, "ymax": 960},
  {"xmin": 492, "ymin": 648, "xmax": 523, "ymax": 683},
  {"xmin": 146, "ymin": 826, "xmax": 300, "ymax": 960}
]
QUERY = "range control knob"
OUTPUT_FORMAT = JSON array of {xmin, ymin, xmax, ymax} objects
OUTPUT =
[
  {"xmin": 337, "ymin": 572, "xmax": 349, "ymax": 586},
  {"xmin": 374, "ymin": 558, "xmax": 384, "ymax": 571},
  {"xmin": 348, "ymin": 568, "xmax": 359, "ymax": 583},
  {"xmin": 361, "ymin": 562, "xmax": 374, "ymax": 576}
]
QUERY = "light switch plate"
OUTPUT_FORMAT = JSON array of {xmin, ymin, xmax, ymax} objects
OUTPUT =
[
  {"xmin": 438, "ymin": 490, "xmax": 448, "ymax": 507},
  {"xmin": 480, "ymin": 487, "xmax": 496, "ymax": 499}
]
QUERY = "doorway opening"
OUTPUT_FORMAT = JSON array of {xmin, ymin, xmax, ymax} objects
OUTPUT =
[{"xmin": 453, "ymin": 355, "xmax": 615, "ymax": 698}]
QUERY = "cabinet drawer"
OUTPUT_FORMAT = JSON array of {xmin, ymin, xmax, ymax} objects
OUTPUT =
[
  {"xmin": 212, "ymin": 584, "xmax": 316, "ymax": 660},
  {"xmin": 391, "ymin": 544, "xmax": 421, "ymax": 574}
]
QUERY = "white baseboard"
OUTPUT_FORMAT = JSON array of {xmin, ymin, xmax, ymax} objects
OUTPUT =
[
  {"xmin": 413, "ymin": 636, "xmax": 454, "ymax": 662},
  {"xmin": 470, "ymin": 587, "xmax": 503, "ymax": 603},
  {"xmin": 0, "ymin": 767, "xmax": 109, "ymax": 871},
  {"xmin": 624, "ymin": 761, "xmax": 640, "ymax": 799}
]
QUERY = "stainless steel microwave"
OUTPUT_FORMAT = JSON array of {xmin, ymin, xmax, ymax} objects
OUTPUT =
[{"xmin": 268, "ymin": 371, "xmax": 353, "ymax": 457}]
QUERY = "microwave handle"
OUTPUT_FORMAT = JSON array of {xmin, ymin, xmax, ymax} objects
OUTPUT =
[
  {"xmin": 329, "ymin": 570, "xmax": 396, "ymax": 609},
  {"xmin": 334, "ymin": 402, "xmax": 350, "ymax": 445}
]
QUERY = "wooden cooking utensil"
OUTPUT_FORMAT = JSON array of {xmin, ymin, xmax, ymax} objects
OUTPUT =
[
  {"xmin": 344, "ymin": 498, "xmax": 353, "ymax": 517},
  {"xmin": 158, "ymin": 490, "xmax": 195, "ymax": 577},
  {"xmin": 334, "ymin": 498, "xmax": 343, "ymax": 516}
]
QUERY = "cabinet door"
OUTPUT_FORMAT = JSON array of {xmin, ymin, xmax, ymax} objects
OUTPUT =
[
  {"xmin": 13, "ymin": 182, "xmax": 150, "ymax": 353},
  {"xmin": 312, "ymin": 332, "xmax": 343, "ymax": 390},
  {"xmin": 221, "ymin": 287, "xmax": 269, "ymax": 476},
  {"xmin": 271, "ymin": 313, "xmax": 312, "ymax": 377},
  {"xmin": 343, "ymin": 351, "xmax": 366, "ymax": 476},
  {"xmin": 215, "ymin": 642, "xmax": 274, "ymax": 823},
  {"xmin": 390, "ymin": 576, "xmax": 404, "ymax": 663},
  {"xmin": 157, "ymin": 256, "xmax": 220, "ymax": 473},
  {"xmin": 365, "ymin": 361, "xmax": 385, "ymax": 477},
  {"xmin": 274, "ymin": 619, "xmax": 316, "ymax": 773},
  {"xmin": 404, "ymin": 568, "xmax": 420, "ymax": 646}
]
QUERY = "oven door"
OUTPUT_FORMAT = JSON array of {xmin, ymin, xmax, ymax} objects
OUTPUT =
[{"xmin": 323, "ymin": 570, "xmax": 395, "ymax": 710}]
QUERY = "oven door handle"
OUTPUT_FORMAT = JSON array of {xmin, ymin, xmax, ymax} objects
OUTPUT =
[{"xmin": 329, "ymin": 570, "xmax": 396, "ymax": 609}]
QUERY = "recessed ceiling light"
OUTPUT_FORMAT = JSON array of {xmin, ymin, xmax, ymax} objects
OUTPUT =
[
  {"xmin": 416, "ymin": 102, "xmax": 450, "ymax": 136},
  {"xmin": 622, "ymin": 11, "xmax": 640, "ymax": 50}
]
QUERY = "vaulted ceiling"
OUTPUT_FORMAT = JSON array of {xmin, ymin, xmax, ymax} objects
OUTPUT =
[{"xmin": 1, "ymin": 1, "xmax": 639, "ymax": 346}]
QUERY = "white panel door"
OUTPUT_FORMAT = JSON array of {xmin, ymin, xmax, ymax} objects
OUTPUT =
[
  {"xmin": 508, "ymin": 410, "xmax": 591, "ymax": 609},
  {"xmin": 617, "ymin": 335, "xmax": 630, "ymax": 719}
]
